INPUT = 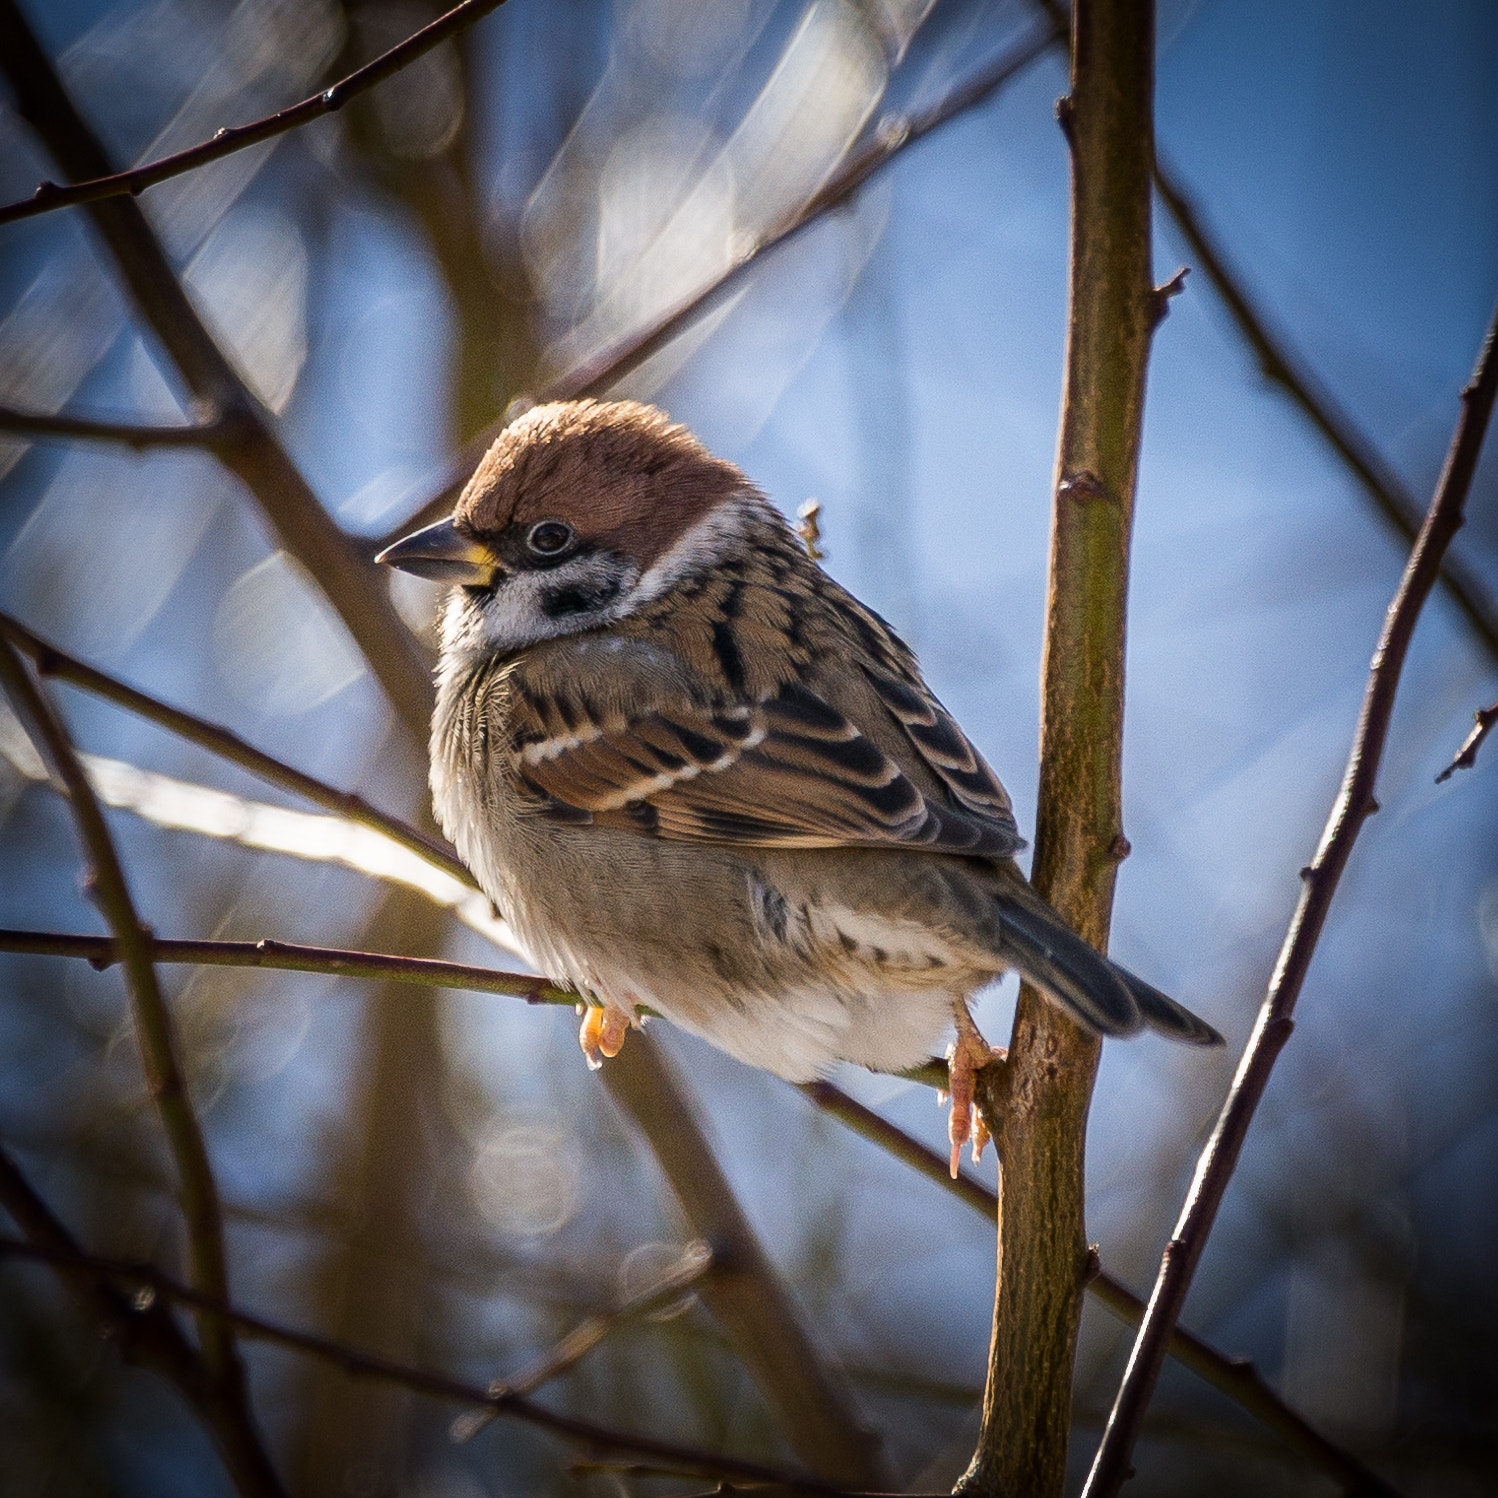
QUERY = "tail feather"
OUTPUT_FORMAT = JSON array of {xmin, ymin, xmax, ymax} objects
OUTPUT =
[
  {"xmin": 992, "ymin": 890, "xmax": 1222, "ymax": 1048},
  {"xmin": 994, "ymin": 895, "xmax": 1143, "ymax": 1038}
]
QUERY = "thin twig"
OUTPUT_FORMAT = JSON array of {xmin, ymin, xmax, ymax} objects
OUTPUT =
[
  {"xmin": 1024, "ymin": 1, "xmax": 1498, "ymax": 669},
  {"xmin": 0, "ymin": 928, "xmax": 570, "ymax": 1004},
  {"xmin": 0, "ymin": 614, "xmax": 472, "ymax": 885},
  {"xmin": 0, "ymin": 2, "xmax": 433, "ymax": 739},
  {"xmin": 451, "ymin": 1240, "xmax": 715, "ymax": 1442},
  {"xmin": 372, "ymin": 17, "xmax": 1064, "ymax": 549},
  {"xmin": 0, "ymin": 0, "xmax": 511, "ymax": 227},
  {"xmin": 0, "ymin": 405, "xmax": 224, "ymax": 447},
  {"xmin": 0, "ymin": 649, "xmax": 279, "ymax": 1491},
  {"xmin": 797, "ymin": 1082, "xmax": 1401, "ymax": 1498},
  {"xmin": 1082, "ymin": 305, "xmax": 1498, "ymax": 1498},
  {"xmin": 0, "ymin": 1236, "xmax": 843, "ymax": 1496},
  {"xmin": 1435, "ymin": 696, "xmax": 1498, "ymax": 783}
]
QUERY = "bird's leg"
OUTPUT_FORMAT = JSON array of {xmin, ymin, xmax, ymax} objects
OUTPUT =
[
  {"xmin": 945, "ymin": 1002, "xmax": 1005, "ymax": 1178},
  {"xmin": 578, "ymin": 998, "xmax": 632, "ymax": 1070}
]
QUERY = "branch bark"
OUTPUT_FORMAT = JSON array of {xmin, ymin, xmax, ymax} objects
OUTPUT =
[
  {"xmin": 956, "ymin": 3, "xmax": 1158, "ymax": 1493},
  {"xmin": 1081, "ymin": 303, "xmax": 1498, "ymax": 1497},
  {"xmin": 0, "ymin": 404, "xmax": 223, "ymax": 446},
  {"xmin": 0, "ymin": 647, "xmax": 282, "ymax": 1496}
]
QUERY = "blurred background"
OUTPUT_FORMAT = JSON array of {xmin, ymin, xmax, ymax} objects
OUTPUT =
[{"xmin": 1, "ymin": 0, "xmax": 1496, "ymax": 1493}]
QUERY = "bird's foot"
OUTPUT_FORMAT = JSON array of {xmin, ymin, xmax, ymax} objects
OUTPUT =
[
  {"xmin": 579, "ymin": 999, "xmax": 632, "ymax": 1069},
  {"xmin": 945, "ymin": 1008, "xmax": 1005, "ymax": 1178}
]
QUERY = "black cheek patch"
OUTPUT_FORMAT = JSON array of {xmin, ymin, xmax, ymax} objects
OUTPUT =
[{"xmin": 540, "ymin": 576, "xmax": 622, "ymax": 619}]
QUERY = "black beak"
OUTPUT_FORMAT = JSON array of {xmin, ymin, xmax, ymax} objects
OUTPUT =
[{"xmin": 375, "ymin": 517, "xmax": 497, "ymax": 585}]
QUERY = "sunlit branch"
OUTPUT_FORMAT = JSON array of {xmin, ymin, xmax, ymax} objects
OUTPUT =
[
  {"xmin": 0, "ymin": 405, "xmax": 224, "ymax": 447},
  {"xmin": 0, "ymin": 1, "xmax": 434, "ymax": 739},
  {"xmin": 0, "ymin": 1235, "xmax": 843, "ymax": 1496},
  {"xmin": 373, "ymin": 16, "xmax": 1065, "ymax": 549},
  {"xmin": 797, "ymin": 1081, "xmax": 1402, "ymax": 1498},
  {"xmin": 1082, "ymin": 305, "xmax": 1498, "ymax": 1498},
  {"xmin": 0, "ymin": 614, "xmax": 471, "ymax": 885},
  {"xmin": 1435, "ymin": 696, "xmax": 1498, "ymax": 783},
  {"xmin": 0, "ymin": 0, "xmax": 512, "ymax": 227},
  {"xmin": 0, "ymin": 642, "xmax": 271, "ymax": 1476}
]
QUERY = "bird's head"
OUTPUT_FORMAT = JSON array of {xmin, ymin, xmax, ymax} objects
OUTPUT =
[{"xmin": 377, "ymin": 399, "xmax": 754, "ymax": 661}]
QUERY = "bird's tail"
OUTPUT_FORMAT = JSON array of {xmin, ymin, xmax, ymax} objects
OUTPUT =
[{"xmin": 992, "ymin": 887, "xmax": 1222, "ymax": 1048}]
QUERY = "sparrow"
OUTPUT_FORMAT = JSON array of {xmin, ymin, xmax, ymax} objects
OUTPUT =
[{"xmin": 378, "ymin": 400, "xmax": 1221, "ymax": 1173}]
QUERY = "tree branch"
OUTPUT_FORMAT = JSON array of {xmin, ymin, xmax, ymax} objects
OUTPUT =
[
  {"xmin": 372, "ymin": 17, "xmax": 1064, "ymax": 549},
  {"xmin": 0, "ymin": 0, "xmax": 511, "ymax": 227},
  {"xmin": 0, "ymin": 928, "xmax": 569, "ymax": 1003},
  {"xmin": 1081, "ymin": 303, "xmax": 1498, "ymax": 1497},
  {"xmin": 0, "ymin": 1233, "xmax": 843, "ymax": 1496},
  {"xmin": 956, "ymin": 3, "xmax": 1160, "ymax": 1492},
  {"xmin": 0, "ymin": 613, "xmax": 471, "ymax": 885},
  {"xmin": 599, "ymin": 1037, "xmax": 890, "ymax": 1488},
  {"xmin": 0, "ymin": 651, "xmax": 281, "ymax": 1493},
  {"xmin": 797, "ymin": 1082, "xmax": 1401, "ymax": 1498},
  {"xmin": 0, "ymin": 404, "xmax": 224, "ymax": 447},
  {"xmin": 0, "ymin": 1, "xmax": 433, "ymax": 740},
  {"xmin": 1435, "ymin": 696, "xmax": 1498, "ymax": 783}
]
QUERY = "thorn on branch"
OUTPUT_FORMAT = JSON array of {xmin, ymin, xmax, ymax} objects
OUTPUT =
[
  {"xmin": 1056, "ymin": 93, "xmax": 1076, "ymax": 147},
  {"xmin": 1150, "ymin": 266, "xmax": 1190, "ymax": 329},
  {"xmin": 1108, "ymin": 834, "xmax": 1132, "ymax": 863}
]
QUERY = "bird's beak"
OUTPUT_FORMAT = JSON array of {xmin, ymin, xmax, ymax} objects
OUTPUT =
[{"xmin": 375, "ymin": 517, "xmax": 497, "ymax": 585}]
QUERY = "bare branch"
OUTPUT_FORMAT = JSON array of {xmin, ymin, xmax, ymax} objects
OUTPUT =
[
  {"xmin": 0, "ymin": 1234, "xmax": 843, "ymax": 1496},
  {"xmin": 1082, "ymin": 305, "xmax": 1498, "ymax": 1498},
  {"xmin": 798, "ymin": 1083, "xmax": 1402, "ymax": 1498},
  {"xmin": 451, "ymin": 1240, "xmax": 715, "ymax": 1443},
  {"xmin": 0, "ymin": 0, "xmax": 511, "ymax": 227},
  {"xmin": 0, "ymin": 405, "xmax": 223, "ymax": 447},
  {"xmin": 957, "ymin": 3, "xmax": 1159, "ymax": 1492},
  {"xmin": 0, "ymin": 614, "xmax": 471, "ymax": 885},
  {"xmin": 0, "ymin": 2, "xmax": 433, "ymax": 739},
  {"xmin": 0, "ymin": 648, "xmax": 279, "ymax": 1490},
  {"xmin": 600, "ymin": 1037, "xmax": 891, "ymax": 1488},
  {"xmin": 374, "ymin": 18, "xmax": 1064, "ymax": 548},
  {"xmin": 1435, "ymin": 696, "xmax": 1498, "ymax": 783},
  {"xmin": 0, "ymin": 928, "xmax": 569, "ymax": 1004}
]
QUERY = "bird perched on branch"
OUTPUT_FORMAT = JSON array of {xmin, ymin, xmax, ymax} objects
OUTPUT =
[{"xmin": 379, "ymin": 400, "xmax": 1220, "ymax": 1173}]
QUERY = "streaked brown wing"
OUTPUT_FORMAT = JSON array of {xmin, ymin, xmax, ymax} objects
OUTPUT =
[
  {"xmin": 861, "ymin": 668, "xmax": 1021, "ymax": 834},
  {"xmin": 512, "ymin": 679, "xmax": 1023, "ymax": 858}
]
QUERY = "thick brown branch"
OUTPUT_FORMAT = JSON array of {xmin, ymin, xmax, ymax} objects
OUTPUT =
[
  {"xmin": 1435, "ymin": 696, "xmax": 1498, "ymax": 783},
  {"xmin": 957, "ymin": 3, "xmax": 1159, "ymax": 1493},
  {"xmin": 0, "ymin": 614, "xmax": 471, "ymax": 885},
  {"xmin": 0, "ymin": 1235, "xmax": 841, "ymax": 1496},
  {"xmin": 1082, "ymin": 306, "xmax": 1498, "ymax": 1497},
  {"xmin": 0, "ymin": 2, "xmax": 433, "ymax": 740},
  {"xmin": 0, "ymin": 643, "xmax": 247, "ymax": 1390},
  {"xmin": 797, "ymin": 1082, "xmax": 1401, "ymax": 1498},
  {"xmin": 373, "ymin": 18, "xmax": 1064, "ymax": 549},
  {"xmin": 0, "ymin": 0, "xmax": 510, "ymax": 227},
  {"xmin": 0, "ymin": 405, "xmax": 223, "ymax": 447}
]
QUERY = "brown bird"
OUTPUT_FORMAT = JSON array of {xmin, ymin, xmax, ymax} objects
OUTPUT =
[{"xmin": 379, "ymin": 400, "xmax": 1220, "ymax": 1173}]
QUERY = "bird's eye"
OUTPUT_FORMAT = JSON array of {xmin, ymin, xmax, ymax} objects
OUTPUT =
[{"xmin": 526, "ymin": 520, "xmax": 574, "ymax": 558}]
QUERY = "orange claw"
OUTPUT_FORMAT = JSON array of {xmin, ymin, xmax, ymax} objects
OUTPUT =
[
  {"xmin": 946, "ymin": 1004, "xmax": 1005, "ymax": 1177},
  {"xmin": 579, "ymin": 1001, "xmax": 631, "ymax": 1069}
]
